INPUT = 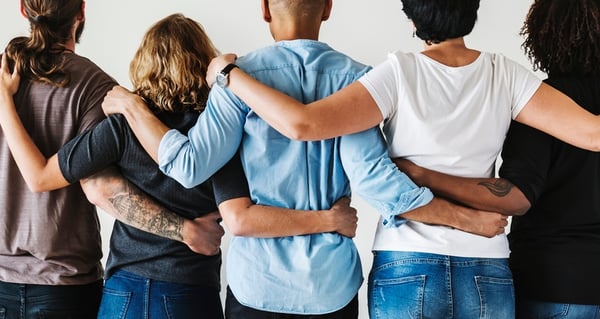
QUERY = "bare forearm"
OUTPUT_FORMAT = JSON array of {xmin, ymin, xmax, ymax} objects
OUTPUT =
[
  {"xmin": 226, "ymin": 68, "xmax": 309, "ymax": 139},
  {"xmin": 102, "ymin": 87, "xmax": 169, "ymax": 163},
  {"xmin": 80, "ymin": 169, "xmax": 184, "ymax": 241},
  {"xmin": 219, "ymin": 196, "xmax": 359, "ymax": 238},
  {"xmin": 220, "ymin": 199, "xmax": 333, "ymax": 237},
  {"xmin": 119, "ymin": 103, "xmax": 168, "ymax": 163},
  {"xmin": 418, "ymin": 170, "xmax": 529, "ymax": 216},
  {"xmin": 401, "ymin": 197, "xmax": 508, "ymax": 238},
  {"xmin": 395, "ymin": 159, "xmax": 530, "ymax": 215},
  {"xmin": 401, "ymin": 198, "xmax": 462, "ymax": 227}
]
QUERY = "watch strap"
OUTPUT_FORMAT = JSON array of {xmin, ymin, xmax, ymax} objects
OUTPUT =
[{"xmin": 220, "ymin": 63, "xmax": 238, "ymax": 76}]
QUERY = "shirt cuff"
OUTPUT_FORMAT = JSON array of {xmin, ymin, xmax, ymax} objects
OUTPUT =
[{"xmin": 382, "ymin": 186, "xmax": 434, "ymax": 228}]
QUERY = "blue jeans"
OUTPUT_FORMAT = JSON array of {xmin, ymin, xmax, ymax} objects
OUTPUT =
[
  {"xmin": 517, "ymin": 299, "xmax": 600, "ymax": 319},
  {"xmin": 225, "ymin": 286, "xmax": 358, "ymax": 319},
  {"xmin": 0, "ymin": 279, "xmax": 102, "ymax": 319},
  {"xmin": 98, "ymin": 270, "xmax": 223, "ymax": 319},
  {"xmin": 368, "ymin": 251, "xmax": 514, "ymax": 319}
]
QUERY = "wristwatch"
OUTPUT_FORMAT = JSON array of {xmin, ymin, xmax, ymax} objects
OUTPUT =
[{"xmin": 216, "ymin": 63, "xmax": 239, "ymax": 88}]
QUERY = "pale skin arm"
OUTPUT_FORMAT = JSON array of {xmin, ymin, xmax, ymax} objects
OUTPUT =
[
  {"xmin": 394, "ymin": 158, "xmax": 530, "ymax": 216},
  {"xmin": 0, "ymin": 54, "xmax": 69, "ymax": 191},
  {"xmin": 101, "ymin": 86, "xmax": 170, "ymax": 163},
  {"xmin": 84, "ymin": 169, "xmax": 358, "ymax": 241},
  {"xmin": 0, "ymin": 55, "xmax": 225, "ymax": 255},
  {"xmin": 80, "ymin": 168, "xmax": 225, "ymax": 255},
  {"xmin": 0, "ymin": 56, "xmax": 357, "ymax": 255},
  {"xmin": 207, "ymin": 53, "xmax": 600, "ymax": 151},
  {"xmin": 219, "ymin": 197, "xmax": 358, "ymax": 238}
]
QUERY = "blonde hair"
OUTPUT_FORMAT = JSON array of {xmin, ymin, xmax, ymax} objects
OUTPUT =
[{"xmin": 129, "ymin": 13, "xmax": 218, "ymax": 113}]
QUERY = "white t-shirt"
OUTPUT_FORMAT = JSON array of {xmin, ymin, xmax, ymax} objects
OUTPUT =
[{"xmin": 359, "ymin": 51, "xmax": 542, "ymax": 258}]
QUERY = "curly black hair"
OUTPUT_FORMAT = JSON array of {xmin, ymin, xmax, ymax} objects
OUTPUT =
[{"xmin": 521, "ymin": 0, "xmax": 600, "ymax": 76}]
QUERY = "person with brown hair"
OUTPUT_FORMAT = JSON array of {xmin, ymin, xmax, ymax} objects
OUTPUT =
[
  {"xmin": 0, "ymin": 1, "xmax": 113, "ymax": 317},
  {"xmin": 0, "ymin": 11, "xmax": 359, "ymax": 319}
]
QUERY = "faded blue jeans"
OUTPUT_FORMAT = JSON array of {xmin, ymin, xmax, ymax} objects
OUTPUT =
[
  {"xmin": 368, "ymin": 251, "xmax": 514, "ymax": 319},
  {"xmin": 98, "ymin": 270, "xmax": 224, "ymax": 319},
  {"xmin": 517, "ymin": 299, "xmax": 600, "ymax": 319},
  {"xmin": 0, "ymin": 279, "xmax": 102, "ymax": 319}
]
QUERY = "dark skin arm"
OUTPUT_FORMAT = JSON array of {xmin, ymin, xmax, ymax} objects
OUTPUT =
[{"xmin": 394, "ymin": 158, "xmax": 531, "ymax": 216}]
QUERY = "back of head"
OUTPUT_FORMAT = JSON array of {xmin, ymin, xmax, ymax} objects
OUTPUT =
[
  {"xmin": 129, "ymin": 13, "xmax": 218, "ymax": 113},
  {"xmin": 521, "ymin": 0, "xmax": 600, "ymax": 76},
  {"xmin": 4, "ymin": 0, "xmax": 84, "ymax": 86},
  {"xmin": 401, "ymin": 0, "xmax": 480, "ymax": 44},
  {"xmin": 267, "ymin": 0, "xmax": 328, "ymax": 23}
]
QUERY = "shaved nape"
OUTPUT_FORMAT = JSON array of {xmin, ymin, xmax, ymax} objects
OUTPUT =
[{"xmin": 268, "ymin": 0, "xmax": 327, "ymax": 18}]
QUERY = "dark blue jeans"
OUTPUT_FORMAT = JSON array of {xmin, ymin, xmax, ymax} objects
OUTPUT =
[
  {"xmin": 225, "ymin": 286, "xmax": 358, "ymax": 319},
  {"xmin": 0, "ymin": 279, "xmax": 102, "ymax": 319},
  {"xmin": 517, "ymin": 299, "xmax": 600, "ymax": 319},
  {"xmin": 98, "ymin": 269, "xmax": 224, "ymax": 319}
]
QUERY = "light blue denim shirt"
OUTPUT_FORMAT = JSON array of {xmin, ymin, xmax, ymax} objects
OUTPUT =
[{"xmin": 158, "ymin": 40, "xmax": 433, "ymax": 314}]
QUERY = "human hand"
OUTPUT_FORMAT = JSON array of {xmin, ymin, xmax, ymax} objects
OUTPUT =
[
  {"xmin": 329, "ymin": 197, "xmax": 358, "ymax": 238},
  {"xmin": 0, "ymin": 54, "xmax": 20, "ymax": 103},
  {"xmin": 454, "ymin": 208, "xmax": 508, "ymax": 238},
  {"xmin": 182, "ymin": 211, "xmax": 226, "ymax": 255},
  {"xmin": 206, "ymin": 53, "xmax": 238, "ymax": 87},
  {"xmin": 102, "ymin": 85, "xmax": 145, "ymax": 116}
]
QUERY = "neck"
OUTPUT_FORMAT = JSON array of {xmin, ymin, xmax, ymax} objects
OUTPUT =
[
  {"xmin": 63, "ymin": 39, "xmax": 76, "ymax": 52},
  {"xmin": 270, "ymin": 16, "xmax": 321, "ymax": 41},
  {"xmin": 421, "ymin": 37, "xmax": 479, "ymax": 67}
]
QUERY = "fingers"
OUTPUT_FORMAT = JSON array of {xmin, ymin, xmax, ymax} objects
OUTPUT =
[
  {"xmin": 0, "ymin": 54, "xmax": 19, "ymax": 79},
  {"xmin": 1, "ymin": 54, "xmax": 7, "ymax": 73},
  {"xmin": 335, "ymin": 196, "xmax": 351, "ymax": 206}
]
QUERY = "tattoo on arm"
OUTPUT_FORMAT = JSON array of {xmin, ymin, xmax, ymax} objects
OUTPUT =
[
  {"xmin": 107, "ymin": 185, "xmax": 184, "ymax": 242},
  {"xmin": 478, "ymin": 179, "xmax": 514, "ymax": 197}
]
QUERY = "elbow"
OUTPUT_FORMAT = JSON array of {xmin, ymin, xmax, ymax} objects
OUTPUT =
[
  {"xmin": 592, "ymin": 135, "xmax": 600, "ymax": 152},
  {"xmin": 221, "ymin": 211, "xmax": 251, "ymax": 237},
  {"xmin": 80, "ymin": 180, "xmax": 102, "ymax": 206},
  {"xmin": 501, "ymin": 198, "xmax": 531, "ymax": 216},
  {"xmin": 26, "ymin": 185, "xmax": 45, "ymax": 193},
  {"xmin": 273, "ymin": 114, "xmax": 322, "ymax": 141},
  {"xmin": 279, "ymin": 122, "xmax": 313, "ymax": 141},
  {"xmin": 26, "ymin": 181, "xmax": 53, "ymax": 193}
]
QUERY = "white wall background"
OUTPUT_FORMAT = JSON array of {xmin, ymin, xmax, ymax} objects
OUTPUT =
[{"xmin": 1, "ymin": 1, "xmax": 539, "ymax": 318}]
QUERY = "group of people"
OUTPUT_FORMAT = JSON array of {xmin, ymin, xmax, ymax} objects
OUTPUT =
[{"xmin": 0, "ymin": 0, "xmax": 598, "ymax": 318}]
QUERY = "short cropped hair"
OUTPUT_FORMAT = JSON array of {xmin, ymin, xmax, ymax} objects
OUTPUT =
[
  {"xmin": 401, "ymin": 0, "xmax": 480, "ymax": 45},
  {"xmin": 521, "ymin": 0, "xmax": 600, "ymax": 76}
]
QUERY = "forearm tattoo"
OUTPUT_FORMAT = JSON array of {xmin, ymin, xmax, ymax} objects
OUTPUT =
[
  {"xmin": 478, "ymin": 179, "xmax": 514, "ymax": 197},
  {"xmin": 107, "ymin": 186, "xmax": 184, "ymax": 241}
]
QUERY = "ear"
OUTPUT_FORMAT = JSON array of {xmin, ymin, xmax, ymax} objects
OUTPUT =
[
  {"xmin": 19, "ymin": 2, "xmax": 28, "ymax": 19},
  {"xmin": 78, "ymin": 1, "xmax": 86, "ymax": 21},
  {"xmin": 261, "ymin": 0, "xmax": 271, "ymax": 22},
  {"xmin": 322, "ymin": 0, "xmax": 333, "ymax": 21}
]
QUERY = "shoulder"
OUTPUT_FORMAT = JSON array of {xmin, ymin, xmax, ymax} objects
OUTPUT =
[
  {"xmin": 483, "ymin": 52, "xmax": 529, "ymax": 72},
  {"xmin": 64, "ymin": 54, "xmax": 118, "ymax": 88},
  {"xmin": 238, "ymin": 41, "xmax": 371, "ymax": 75}
]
